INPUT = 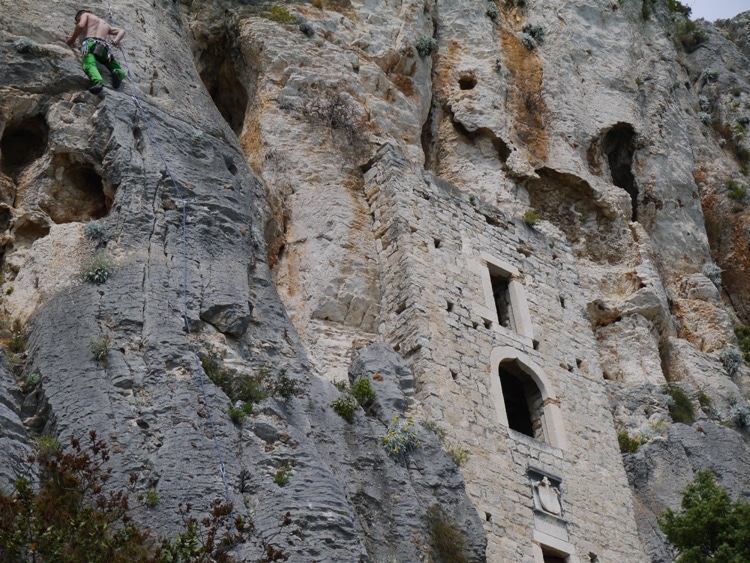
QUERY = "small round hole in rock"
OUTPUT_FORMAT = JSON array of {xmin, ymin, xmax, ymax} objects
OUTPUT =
[
  {"xmin": 458, "ymin": 74, "xmax": 477, "ymax": 90},
  {"xmin": 1, "ymin": 115, "xmax": 49, "ymax": 179}
]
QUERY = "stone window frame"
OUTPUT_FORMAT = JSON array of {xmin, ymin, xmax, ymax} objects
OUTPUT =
[
  {"xmin": 490, "ymin": 347, "xmax": 567, "ymax": 450},
  {"xmin": 532, "ymin": 534, "xmax": 579, "ymax": 563},
  {"xmin": 471, "ymin": 252, "xmax": 534, "ymax": 345}
]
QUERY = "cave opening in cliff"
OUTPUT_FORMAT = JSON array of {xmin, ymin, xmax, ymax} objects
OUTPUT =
[
  {"xmin": 458, "ymin": 73, "xmax": 477, "ymax": 90},
  {"xmin": 498, "ymin": 359, "xmax": 544, "ymax": 441},
  {"xmin": 43, "ymin": 160, "xmax": 110, "ymax": 223},
  {"xmin": 602, "ymin": 123, "xmax": 638, "ymax": 221},
  {"xmin": 196, "ymin": 31, "xmax": 249, "ymax": 136},
  {"xmin": 1, "ymin": 115, "xmax": 49, "ymax": 179}
]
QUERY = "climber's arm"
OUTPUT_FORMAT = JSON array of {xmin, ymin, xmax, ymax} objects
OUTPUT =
[
  {"xmin": 66, "ymin": 13, "xmax": 88, "ymax": 45},
  {"xmin": 109, "ymin": 26, "xmax": 125, "ymax": 47}
]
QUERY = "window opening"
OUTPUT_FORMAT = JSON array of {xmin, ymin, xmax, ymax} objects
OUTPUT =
[
  {"xmin": 490, "ymin": 271, "xmax": 513, "ymax": 330},
  {"xmin": 499, "ymin": 360, "xmax": 543, "ymax": 440}
]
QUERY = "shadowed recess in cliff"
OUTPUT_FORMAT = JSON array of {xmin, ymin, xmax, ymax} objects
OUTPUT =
[
  {"xmin": 526, "ymin": 167, "xmax": 633, "ymax": 264},
  {"xmin": 193, "ymin": 28, "xmax": 249, "ymax": 136},
  {"xmin": 587, "ymin": 123, "xmax": 639, "ymax": 221},
  {"xmin": 1, "ymin": 115, "xmax": 49, "ymax": 180},
  {"xmin": 41, "ymin": 156, "xmax": 110, "ymax": 223}
]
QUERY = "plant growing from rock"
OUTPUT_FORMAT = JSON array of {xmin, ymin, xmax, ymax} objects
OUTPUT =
[
  {"xmin": 522, "ymin": 209, "xmax": 539, "ymax": 226},
  {"xmin": 82, "ymin": 251, "xmax": 113, "ymax": 285},
  {"xmin": 382, "ymin": 416, "xmax": 420, "ymax": 461},
  {"xmin": 617, "ymin": 431, "xmax": 641, "ymax": 453},
  {"xmin": 659, "ymin": 470, "xmax": 750, "ymax": 562},
  {"xmin": 350, "ymin": 377, "xmax": 376, "ymax": 408},
  {"xmin": 666, "ymin": 385, "xmax": 694, "ymax": 425},
  {"xmin": 228, "ymin": 401, "xmax": 253, "ymax": 425},
  {"xmin": 426, "ymin": 504, "xmax": 469, "ymax": 563},
  {"xmin": 8, "ymin": 319, "xmax": 25, "ymax": 353},
  {"xmin": 676, "ymin": 20, "xmax": 706, "ymax": 52},
  {"xmin": 726, "ymin": 179, "xmax": 746, "ymax": 202},
  {"xmin": 141, "ymin": 490, "xmax": 159, "ymax": 508},
  {"xmin": 84, "ymin": 220, "xmax": 107, "ymax": 240},
  {"xmin": 331, "ymin": 394, "xmax": 358, "ymax": 423},
  {"xmin": 735, "ymin": 325, "xmax": 750, "ymax": 363},
  {"xmin": 486, "ymin": 1, "xmax": 499, "ymax": 20},
  {"xmin": 727, "ymin": 403, "xmax": 750, "ymax": 428},
  {"xmin": 264, "ymin": 5, "xmax": 296, "ymax": 25},
  {"xmin": 416, "ymin": 36, "xmax": 437, "ymax": 58},
  {"xmin": 90, "ymin": 334, "xmax": 111, "ymax": 368},
  {"xmin": 721, "ymin": 347, "xmax": 744, "ymax": 376}
]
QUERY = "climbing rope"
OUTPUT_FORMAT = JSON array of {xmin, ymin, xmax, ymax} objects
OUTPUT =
[{"xmin": 103, "ymin": 1, "xmax": 235, "ymax": 509}]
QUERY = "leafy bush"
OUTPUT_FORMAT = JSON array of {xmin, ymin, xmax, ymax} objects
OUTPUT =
[
  {"xmin": 520, "ymin": 33, "xmax": 536, "ymax": 50},
  {"xmin": 331, "ymin": 395, "xmax": 358, "ymax": 423},
  {"xmin": 273, "ymin": 465, "xmax": 295, "ymax": 487},
  {"xmin": 0, "ymin": 431, "xmax": 291, "ymax": 562},
  {"xmin": 618, "ymin": 431, "xmax": 641, "ymax": 453},
  {"xmin": 727, "ymin": 180, "xmax": 747, "ymax": 202},
  {"xmin": 82, "ymin": 251, "xmax": 113, "ymax": 284},
  {"xmin": 659, "ymin": 470, "xmax": 750, "ymax": 562},
  {"xmin": 666, "ymin": 385, "xmax": 695, "ymax": 425},
  {"xmin": 90, "ymin": 334, "xmax": 111, "ymax": 368},
  {"xmin": 446, "ymin": 443, "xmax": 470, "ymax": 467},
  {"xmin": 416, "ymin": 36, "xmax": 437, "ymax": 58},
  {"xmin": 522, "ymin": 24, "xmax": 546, "ymax": 44},
  {"xmin": 8, "ymin": 320, "xmax": 25, "ymax": 353},
  {"xmin": 84, "ymin": 220, "xmax": 107, "ymax": 240},
  {"xmin": 228, "ymin": 401, "xmax": 253, "ymax": 425},
  {"xmin": 522, "ymin": 209, "xmax": 539, "ymax": 226},
  {"xmin": 666, "ymin": 0, "xmax": 692, "ymax": 17},
  {"xmin": 728, "ymin": 403, "xmax": 750, "ymax": 428},
  {"xmin": 268, "ymin": 369, "xmax": 303, "ymax": 401},
  {"xmin": 382, "ymin": 416, "xmax": 420, "ymax": 460},
  {"xmin": 426, "ymin": 505, "xmax": 469, "ymax": 563},
  {"xmin": 697, "ymin": 391, "xmax": 712, "ymax": 410},
  {"xmin": 736, "ymin": 325, "xmax": 750, "ymax": 363},
  {"xmin": 351, "ymin": 378, "xmax": 376, "ymax": 408},
  {"xmin": 199, "ymin": 348, "xmax": 269, "ymax": 406},
  {"xmin": 24, "ymin": 371, "xmax": 41, "ymax": 387},
  {"xmin": 264, "ymin": 5, "xmax": 296, "ymax": 24},
  {"xmin": 721, "ymin": 348, "xmax": 744, "ymax": 376},
  {"xmin": 676, "ymin": 20, "xmax": 706, "ymax": 51},
  {"xmin": 698, "ymin": 112, "xmax": 711, "ymax": 125}
]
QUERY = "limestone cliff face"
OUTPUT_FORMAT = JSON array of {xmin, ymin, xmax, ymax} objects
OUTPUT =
[{"xmin": 1, "ymin": 0, "xmax": 750, "ymax": 561}]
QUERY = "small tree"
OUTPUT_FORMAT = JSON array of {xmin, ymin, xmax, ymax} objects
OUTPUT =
[{"xmin": 658, "ymin": 470, "xmax": 750, "ymax": 562}]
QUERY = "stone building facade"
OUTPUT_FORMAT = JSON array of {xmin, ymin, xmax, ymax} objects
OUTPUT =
[{"xmin": 365, "ymin": 145, "xmax": 647, "ymax": 562}]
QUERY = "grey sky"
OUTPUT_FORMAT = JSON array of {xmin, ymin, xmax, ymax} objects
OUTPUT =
[{"xmin": 687, "ymin": 0, "xmax": 748, "ymax": 21}]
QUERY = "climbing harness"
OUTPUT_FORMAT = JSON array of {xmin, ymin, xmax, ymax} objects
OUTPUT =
[
  {"xmin": 104, "ymin": 1, "xmax": 236, "ymax": 515},
  {"xmin": 80, "ymin": 37, "xmax": 113, "ymax": 61}
]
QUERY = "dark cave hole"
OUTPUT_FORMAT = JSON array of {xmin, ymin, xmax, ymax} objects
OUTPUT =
[
  {"xmin": 196, "ymin": 32, "xmax": 249, "ymax": 136},
  {"xmin": 44, "ymin": 162, "xmax": 110, "ymax": 224},
  {"xmin": 1, "ymin": 115, "xmax": 49, "ymax": 179},
  {"xmin": 458, "ymin": 74, "xmax": 477, "ymax": 90},
  {"xmin": 602, "ymin": 123, "xmax": 638, "ymax": 221},
  {"xmin": 0, "ymin": 206, "xmax": 11, "ymax": 231}
]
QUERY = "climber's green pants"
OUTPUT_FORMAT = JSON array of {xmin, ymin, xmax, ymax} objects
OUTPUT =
[{"xmin": 81, "ymin": 41, "xmax": 125, "ymax": 85}]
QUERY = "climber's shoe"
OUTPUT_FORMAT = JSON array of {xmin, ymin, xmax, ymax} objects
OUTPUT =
[
  {"xmin": 89, "ymin": 83, "xmax": 104, "ymax": 94},
  {"xmin": 111, "ymin": 71, "xmax": 122, "ymax": 90}
]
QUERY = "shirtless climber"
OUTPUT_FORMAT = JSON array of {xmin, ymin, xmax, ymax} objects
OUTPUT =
[{"xmin": 66, "ymin": 10, "xmax": 126, "ymax": 94}]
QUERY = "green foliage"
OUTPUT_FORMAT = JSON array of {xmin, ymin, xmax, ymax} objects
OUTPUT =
[
  {"xmin": 667, "ymin": 385, "xmax": 695, "ymax": 425},
  {"xmin": 382, "ymin": 416, "xmax": 420, "ymax": 461},
  {"xmin": 228, "ymin": 401, "xmax": 253, "ymax": 425},
  {"xmin": 732, "ymin": 87, "xmax": 742, "ymax": 98},
  {"xmin": 273, "ymin": 466, "xmax": 294, "ymax": 487},
  {"xmin": 331, "ymin": 395, "xmax": 358, "ymax": 423},
  {"xmin": 697, "ymin": 391, "xmax": 713, "ymax": 410},
  {"xmin": 142, "ymin": 490, "xmax": 159, "ymax": 508},
  {"xmin": 24, "ymin": 371, "xmax": 41, "ymax": 388},
  {"xmin": 446, "ymin": 443, "xmax": 470, "ymax": 467},
  {"xmin": 350, "ymin": 378, "xmax": 376, "ymax": 407},
  {"xmin": 268, "ymin": 369, "xmax": 303, "ymax": 401},
  {"xmin": 90, "ymin": 334, "xmax": 111, "ymax": 368},
  {"xmin": 676, "ymin": 20, "xmax": 707, "ymax": 51},
  {"xmin": 82, "ymin": 251, "xmax": 113, "ymax": 285},
  {"xmin": 5, "ymin": 286, "xmax": 13, "ymax": 295},
  {"xmin": 8, "ymin": 319, "xmax": 25, "ymax": 353},
  {"xmin": 199, "ymin": 348, "xmax": 269, "ymax": 406},
  {"xmin": 426, "ymin": 505, "xmax": 469, "ymax": 563},
  {"xmin": 263, "ymin": 6, "xmax": 296, "ymax": 25},
  {"xmin": 522, "ymin": 209, "xmax": 539, "ymax": 226},
  {"xmin": 618, "ymin": 431, "xmax": 641, "ymax": 453},
  {"xmin": 416, "ymin": 36, "xmax": 437, "ymax": 58},
  {"xmin": 635, "ymin": 76, "xmax": 644, "ymax": 86},
  {"xmin": 659, "ymin": 470, "xmax": 750, "ymax": 562},
  {"xmin": 736, "ymin": 325, "xmax": 750, "ymax": 363},
  {"xmin": 727, "ymin": 180, "xmax": 746, "ymax": 202},
  {"xmin": 666, "ymin": 0, "xmax": 692, "ymax": 17},
  {"xmin": 84, "ymin": 220, "xmax": 107, "ymax": 240},
  {"xmin": 0, "ymin": 431, "xmax": 291, "ymax": 562}
]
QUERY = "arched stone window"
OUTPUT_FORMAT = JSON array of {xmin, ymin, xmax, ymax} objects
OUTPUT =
[{"xmin": 490, "ymin": 347, "xmax": 566, "ymax": 449}]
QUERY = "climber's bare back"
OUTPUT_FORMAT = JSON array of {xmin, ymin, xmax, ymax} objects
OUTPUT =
[{"xmin": 67, "ymin": 12, "xmax": 124, "ymax": 46}]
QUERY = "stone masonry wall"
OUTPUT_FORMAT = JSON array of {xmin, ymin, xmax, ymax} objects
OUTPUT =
[{"xmin": 365, "ymin": 145, "xmax": 647, "ymax": 562}]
